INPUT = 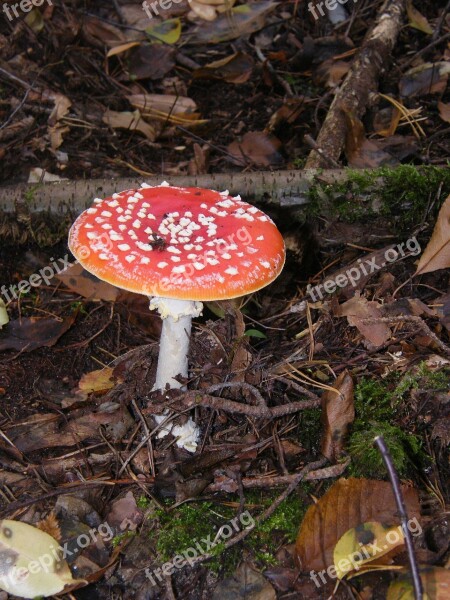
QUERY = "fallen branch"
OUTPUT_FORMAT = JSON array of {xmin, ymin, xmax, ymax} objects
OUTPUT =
[
  {"xmin": 144, "ymin": 391, "xmax": 320, "ymax": 418},
  {"xmin": 0, "ymin": 169, "xmax": 345, "ymax": 213},
  {"xmin": 305, "ymin": 0, "xmax": 407, "ymax": 168},
  {"xmin": 206, "ymin": 459, "xmax": 350, "ymax": 492}
]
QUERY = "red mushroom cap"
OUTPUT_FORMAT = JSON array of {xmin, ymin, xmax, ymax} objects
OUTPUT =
[{"xmin": 68, "ymin": 184, "xmax": 285, "ymax": 301}]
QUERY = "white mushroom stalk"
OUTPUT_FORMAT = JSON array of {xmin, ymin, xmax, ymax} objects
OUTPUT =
[
  {"xmin": 149, "ymin": 297, "xmax": 203, "ymax": 391},
  {"xmin": 149, "ymin": 298, "xmax": 203, "ymax": 452}
]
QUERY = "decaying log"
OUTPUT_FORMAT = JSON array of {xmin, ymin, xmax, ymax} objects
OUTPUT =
[{"xmin": 305, "ymin": 0, "xmax": 407, "ymax": 168}]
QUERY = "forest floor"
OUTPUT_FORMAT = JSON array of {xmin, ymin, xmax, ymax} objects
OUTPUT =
[{"xmin": 0, "ymin": 1, "xmax": 449, "ymax": 600}]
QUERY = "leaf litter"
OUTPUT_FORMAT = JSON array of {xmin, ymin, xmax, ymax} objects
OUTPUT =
[{"xmin": 1, "ymin": 1, "xmax": 450, "ymax": 599}]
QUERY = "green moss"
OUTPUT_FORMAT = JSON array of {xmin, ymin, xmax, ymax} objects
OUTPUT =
[
  {"xmin": 137, "ymin": 495, "xmax": 151, "ymax": 509},
  {"xmin": 305, "ymin": 166, "xmax": 450, "ymax": 232},
  {"xmin": 152, "ymin": 489, "xmax": 308, "ymax": 574},
  {"xmin": 348, "ymin": 363, "xmax": 449, "ymax": 479},
  {"xmin": 348, "ymin": 422, "xmax": 421, "ymax": 479}
]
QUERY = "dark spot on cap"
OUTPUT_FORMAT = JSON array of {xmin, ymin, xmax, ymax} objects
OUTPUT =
[{"xmin": 355, "ymin": 525, "xmax": 375, "ymax": 545}]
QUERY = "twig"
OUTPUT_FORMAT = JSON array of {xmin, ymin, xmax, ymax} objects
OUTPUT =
[
  {"xmin": 156, "ymin": 391, "xmax": 321, "ymax": 418},
  {"xmin": 112, "ymin": 0, "xmax": 126, "ymax": 23},
  {"xmin": 206, "ymin": 459, "xmax": 350, "ymax": 492},
  {"xmin": 403, "ymin": 31, "xmax": 450, "ymax": 69},
  {"xmin": 374, "ymin": 436, "xmax": 423, "ymax": 600},
  {"xmin": 432, "ymin": 1, "xmax": 450, "ymax": 41},
  {"xmin": 207, "ymin": 382, "xmax": 267, "ymax": 407}
]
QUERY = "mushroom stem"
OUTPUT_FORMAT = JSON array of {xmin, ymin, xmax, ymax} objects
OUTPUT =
[
  {"xmin": 150, "ymin": 297, "xmax": 203, "ymax": 391},
  {"xmin": 149, "ymin": 297, "xmax": 203, "ymax": 453}
]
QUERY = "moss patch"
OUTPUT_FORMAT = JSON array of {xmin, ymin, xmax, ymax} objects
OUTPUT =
[
  {"xmin": 152, "ymin": 490, "xmax": 308, "ymax": 574},
  {"xmin": 348, "ymin": 363, "xmax": 449, "ymax": 478},
  {"xmin": 305, "ymin": 165, "xmax": 450, "ymax": 232}
]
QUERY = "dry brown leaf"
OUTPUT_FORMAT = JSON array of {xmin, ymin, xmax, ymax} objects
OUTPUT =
[
  {"xmin": 128, "ymin": 93, "xmax": 197, "ymax": 115},
  {"xmin": 415, "ymin": 196, "xmax": 450, "ymax": 275},
  {"xmin": 344, "ymin": 110, "xmax": 395, "ymax": 168},
  {"xmin": 56, "ymin": 262, "xmax": 120, "ymax": 301},
  {"xmin": 0, "ymin": 315, "xmax": 76, "ymax": 352},
  {"xmin": 399, "ymin": 62, "xmax": 450, "ymax": 98},
  {"xmin": 102, "ymin": 109, "xmax": 156, "ymax": 141},
  {"xmin": 336, "ymin": 294, "xmax": 392, "ymax": 347},
  {"xmin": 193, "ymin": 52, "xmax": 254, "ymax": 83},
  {"xmin": 321, "ymin": 370, "xmax": 354, "ymax": 461},
  {"xmin": 227, "ymin": 131, "xmax": 283, "ymax": 167},
  {"xmin": 295, "ymin": 478, "xmax": 420, "ymax": 572},
  {"xmin": 438, "ymin": 101, "xmax": 450, "ymax": 123}
]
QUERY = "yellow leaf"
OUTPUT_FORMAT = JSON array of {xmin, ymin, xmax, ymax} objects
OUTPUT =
[
  {"xmin": 107, "ymin": 41, "xmax": 141, "ymax": 57},
  {"xmin": 415, "ymin": 196, "xmax": 450, "ymax": 275},
  {"xmin": 334, "ymin": 521, "xmax": 405, "ymax": 580},
  {"xmin": 79, "ymin": 367, "xmax": 120, "ymax": 394},
  {"xmin": 146, "ymin": 19, "xmax": 181, "ymax": 45},
  {"xmin": 406, "ymin": 1, "xmax": 433, "ymax": 35},
  {"xmin": 388, "ymin": 567, "xmax": 450, "ymax": 600},
  {"xmin": 24, "ymin": 8, "xmax": 44, "ymax": 33},
  {"xmin": 0, "ymin": 519, "xmax": 85, "ymax": 599}
]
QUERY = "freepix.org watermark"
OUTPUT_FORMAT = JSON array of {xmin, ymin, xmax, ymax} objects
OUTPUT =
[
  {"xmin": 308, "ymin": 0, "xmax": 359, "ymax": 21},
  {"xmin": 306, "ymin": 236, "xmax": 421, "ymax": 302},
  {"xmin": 309, "ymin": 517, "xmax": 423, "ymax": 588},
  {"xmin": 0, "ymin": 231, "xmax": 112, "ymax": 303},
  {"xmin": 2, "ymin": 0, "xmax": 52, "ymax": 21},
  {"xmin": 0, "ymin": 522, "xmax": 113, "ymax": 589},
  {"xmin": 145, "ymin": 510, "xmax": 255, "ymax": 586}
]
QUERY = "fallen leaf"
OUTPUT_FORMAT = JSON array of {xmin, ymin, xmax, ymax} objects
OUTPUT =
[
  {"xmin": 24, "ymin": 8, "xmax": 44, "ymax": 33},
  {"xmin": 438, "ymin": 101, "xmax": 450, "ymax": 123},
  {"xmin": 188, "ymin": 0, "xmax": 236, "ymax": 21},
  {"xmin": 193, "ymin": 52, "xmax": 254, "ymax": 83},
  {"xmin": 334, "ymin": 521, "xmax": 405, "ymax": 579},
  {"xmin": 106, "ymin": 41, "xmax": 141, "ymax": 57},
  {"xmin": 83, "ymin": 16, "xmax": 125, "ymax": 48},
  {"xmin": 126, "ymin": 44, "xmax": 176, "ymax": 80},
  {"xmin": 415, "ymin": 196, "xmax": 450, "ymax": 275},
  {"xmin": 212, "ymin": 561, "xmax": 276, "ymax": 599},
  {"xmin": 28, "ymin": 167, "xmax": 69, "ymax": 183},
  {"xmin": 295, "ymin": 478, "xmax": 420, "ymax": 572},
  {"xmin": 0, "ymin": 519, "xmax": 85, "ymax": 599},
  {"xmin": 146, "ymin": 18, "xmax": 182, "ymax": 44},
  {"xmin": 399, "ymin": 62, "xmax": 450, "ymax": 98},
  {"xmin": 388, "ymin": 567, "xmax": 450, "ymax": 600},
  {"xmin": 406, "ymin": 1, "xmax": 433, "ymax": 35},
  {"xmin": 78, "ymin": 368, "xmax": 120, "ymax": 394},
  {"xmin": 321, "ymin": 370, "xmax": 354, "ymax": 461},
  {"xmin": 102, "ymin": 109, "xmax": 156, "ymax": 141},
  {"xmin": 344, "ymin": 110, "xmax": 396, "ymax": 168},
  {"xmin": 0, "ymin": 315, "xmax": 76, "ymax": 352},
  {"xmin": 336, "ymin": 294, "xmax": 392, "ymax": 347},
  {"xmin": 55, "ymin": 262, "xmax": 120, "ymax": 301},
  {"xmin": 191, "ymin": 1, "xmax": 277, "ymax": 44},
  {"xmin": 227, "ymin": 131, "xmax": 283, "ymax": 167}
]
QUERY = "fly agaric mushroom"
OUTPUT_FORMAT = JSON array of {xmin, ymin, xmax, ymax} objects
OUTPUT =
[{"xmin": 68, "ymin": 182, "xmax": 285, "ymax": 451}]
